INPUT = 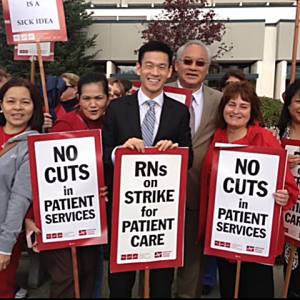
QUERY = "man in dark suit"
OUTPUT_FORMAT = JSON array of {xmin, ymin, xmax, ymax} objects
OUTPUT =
[{"xmin": 103, "ymin": 41, "xmax": 193, "ymax": 298}]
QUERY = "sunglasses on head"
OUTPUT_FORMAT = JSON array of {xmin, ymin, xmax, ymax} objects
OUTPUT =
[
  {"xmin": 66, "ymin": 85, "xmax": 75, "ymax": 89},
  {"xmin": 179, "ymin": 59, "xmax": 207, "ymax": 67}
]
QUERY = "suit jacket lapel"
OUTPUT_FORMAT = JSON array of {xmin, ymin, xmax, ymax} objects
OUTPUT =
[
  {"xmin": 154, "ymin": 95, "xmax": 173, "ymax": 144},
  {"xmin": 127, "ymin": 93, "xmax": 143, "ymax": 139},
  {"xmin": 193, "ymin": 85, "xmax": 215, "ymax": 147}
]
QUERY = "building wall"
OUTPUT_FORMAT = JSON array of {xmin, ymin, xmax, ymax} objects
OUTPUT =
[{"xmin": 87, "ymin": 21, "xmax": 265, "ymax": 62}]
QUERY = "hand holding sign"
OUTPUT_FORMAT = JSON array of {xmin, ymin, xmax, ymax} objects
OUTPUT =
[
  {"xmin": 288, "ymin": 154, "xmax": 300, "ymax": 169},
  {"xmin": 155, "ymin": 140, "xmax": 179, "ymax": 152},
  {"xmin": 122, "ymin": 138, "xmax": 146, "ymax": 153},
  {"xmin": 273, "ymin": 189, "xmax": 289, "ymax": 207}
]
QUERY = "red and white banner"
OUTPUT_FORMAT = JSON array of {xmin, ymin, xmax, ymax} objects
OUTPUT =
[
  {"xmin": 132, "ymin": 82, "xmax": 192, "ymax": 108},
  {"xmin": 110, "ymin": 148, "xmax": 188, "ymax": 273},
  {"xmin": 2, "ymin": 0, "xmax": 67, "ymax": 44},
  {"xmin": 282, "ymin": 139, "xmax": 300, "ymax": 248},
  {"xmin": 28, "ymin": 130, "xmax": 107, "ymax": 251},
  {"xmin": 14, "ymin": 42, "xmax": 54, "ymax": 61},
  {"xmin": 204, "ymin": 144, "xmax": 287, "ymax": 265}
]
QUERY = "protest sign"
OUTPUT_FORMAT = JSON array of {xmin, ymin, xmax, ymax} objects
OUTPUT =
[
  {"xmin": 28, "ymin": 130, "xmax": 107, "ymax": 251},
  {"xmin": 14, "ymin": 42, "xmax": 54, "ymax": 61},
  {"xmin": 204, "ymin": 145, "xmax": 287, "ymax": 265},
  {"xmin": 282, "ymin": 139, "xmax": 300, "ymax": 248},
  {"xmin": 110, "ymin": 148, "xmax": 188, "ymax": 273},
  {"xmin": 132, "ymin": 82, "xmax": 192, "ymax": 108},
  {"xmin": 2, "ymin": 0, "xmax": 67, "ymax": 44}
]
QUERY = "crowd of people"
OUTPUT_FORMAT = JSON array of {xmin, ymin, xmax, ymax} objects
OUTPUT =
[{"xmin": 0, "ymin": 39, "xmax": 300, "ymax": 299}]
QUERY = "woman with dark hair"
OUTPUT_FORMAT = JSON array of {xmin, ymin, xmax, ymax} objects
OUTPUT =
[
  {"xmin": 199, "ymin": 81, "xmax": 299, "ymax": 298},
  {"xmin": 25, "ymin": 72, "xmax": 109, "ymax": 298},
  {"xmin": 0, "ymin": 78, "xmax": 43, "ymax": 298},
  {"xmin": 278, "ymin": 79, "xmax": 300, "ymax": 298},
  {"xmin": 219, "ymin": 70, "xmax": 247, "ymax": 92}
]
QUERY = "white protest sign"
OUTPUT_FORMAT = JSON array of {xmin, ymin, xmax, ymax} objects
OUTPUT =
[
  {"xmin": 34, "ymin": 137, "xmax": 102, "ymax": 243},
  {"xmin": 17, "ymin": 42, "xmax": 51, "ymax": 56},
  {"xmin": 9, "ymin": 0, "xmax": 60, "ymax": 33},
  {"xmin": 117, "ymin": 154, "xmax": 182, "ymax": 264},
  {"xmin": 211, "ymin": 150, "xmax": 279, "ymax": 257},
  {"xmin": 284, "ymin": 144, "xmax": 300, "ymax": 243}
]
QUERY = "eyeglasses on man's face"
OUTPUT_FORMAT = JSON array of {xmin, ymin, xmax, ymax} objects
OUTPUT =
[{"xmin": 179, "ymin": 58, "xmax": 208, "ymax": 67}]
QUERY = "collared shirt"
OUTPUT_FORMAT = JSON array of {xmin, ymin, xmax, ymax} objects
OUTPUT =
[
  {"xmin": 111, "ymin": 89, "xmax": 164, "ymax": 164},
  {"xmin": 138, "ymin": 88, "xmax": 164, "ymax": 140},
  {"xmin": 178, "ymin": 81, "xmax": 204, "ymax": 134}
]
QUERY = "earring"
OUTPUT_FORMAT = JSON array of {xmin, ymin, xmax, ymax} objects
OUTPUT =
[{"xmin": 0, "ymin": 110, "xmax": 2, "ymax": 114}]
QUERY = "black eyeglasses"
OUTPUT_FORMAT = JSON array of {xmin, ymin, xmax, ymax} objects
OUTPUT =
[{"xmin": 179, "ymin": 59, "xmax": 208, "ymax": 67}]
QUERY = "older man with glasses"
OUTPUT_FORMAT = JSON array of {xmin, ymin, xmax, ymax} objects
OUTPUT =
[{"xmin": 168, "ymin": 40, "xmax": 222, "ymax": 298}]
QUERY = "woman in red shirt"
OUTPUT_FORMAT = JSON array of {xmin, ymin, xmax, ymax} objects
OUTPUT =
[
  {"xmin": 25, "ymin": 72, "xmax": 109, "ymax": 298},
  {"xmin": 0, "ymin": 78, "xmax": 43, "ymax": 298},
  {"xmin": 199, "ymin": 81, "xmax": 299, "ymax": 298}
]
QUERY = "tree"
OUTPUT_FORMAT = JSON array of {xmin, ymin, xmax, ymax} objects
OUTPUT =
[
  {"xmin": 140, "ymin": 0, "xmax": 232, "ymax": 60},
  {"xmin": 0, "ymin": 0, "xmax": 98, "ymax": 78}
]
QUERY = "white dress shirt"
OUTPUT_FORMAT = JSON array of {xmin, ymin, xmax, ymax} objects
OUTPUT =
[
  {"xmin": 178, "ymin": 81, "xmax": 204, "ymax": 134},
  {"xmin": 111, "ymin": 88, "xmax": 164, "ymax": 164}
]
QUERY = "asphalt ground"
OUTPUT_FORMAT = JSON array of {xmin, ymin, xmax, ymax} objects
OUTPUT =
[{"xmin": 16, "ymin": 253, "xmax": 285, "ymax": 298}]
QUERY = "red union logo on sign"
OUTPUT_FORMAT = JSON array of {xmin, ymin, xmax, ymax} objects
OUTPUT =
[
  {"xmin": 247, "ymin": 246, "xmax": 255, "ymax": 252},
  {"xmin": 121, "ymin": 255, "xmax": 126, "ymax": 261},
  {"xmin": 58, "ymin": 233, "xmax": 63, "ymax": 238},
  {"xmin": 46, "ymin": 234, "xmax": 51, "ymax": 239},
  {"xmin": 52, "ymin": 233, "xmax": 57, "ymax": 239},
  {"xmin": 127, "ymin": 254, "xmax": 133, "ymax": 260},
  {"xmin": 155, "ymin": 252, "xmax": 162, "ymax": 258},
  {"xmin": 133, "ymin": 254, "xmax": 138, "ymax": 260},
  {"xmin": 225, "ymin": 243, "xmax": 230, "ymax": 248},
  {"xmin": 284, "ymin": 228, "xmax": 288, "ymax": 233},
  {"xmin": 79, "ymin": 230, "xmax": 87, "ymax": 236},
  {"xmin": 215, "ymin": 241, "xmax": 220, "ymax": 246}
]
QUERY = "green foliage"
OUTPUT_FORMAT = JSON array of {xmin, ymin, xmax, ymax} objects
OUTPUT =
[
  {"xmin": 0, "ymin": 0, "xmax": 98, "ymax": 79},
  {"xmin": 260, "ymin": 96, "xmax": 283, "ymax": 128}
]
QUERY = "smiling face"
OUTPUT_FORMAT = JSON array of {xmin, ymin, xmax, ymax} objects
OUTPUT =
[
  {"xmin": 289, "ymin": 91, "xmax": 300, "ymax": 125},
  {"xmin": 0, "ymin": 86, "xmax": 34, "ymax": 132},
  {"xmin": 79, "ymin": 83, "xmax": 108, "ymax": 121},
  {"xmin": 109, "ymin": 83, "xmax": 122, "ymax": 101},
  {"xmin": 136, "ymin": 51, "xmax": 172, "ymax": 99},
  {"xmin": 175, "ymin": 44, "xmax": 209, "ymax": 92},
  {"xmin": 223, "ymin": 95, "xmax": 251, "ymax": 130}
]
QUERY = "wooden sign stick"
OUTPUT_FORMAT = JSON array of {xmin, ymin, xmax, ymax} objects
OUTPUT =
[
  {"xmin": 71, "ymin": 247, "xmax": 81, "ymax": 298},
  {"xmin": 234, "ymin": 260, "xmax": 242, "ymax": 298},
  {"xmin": 37, "ymin": 41, "xmax": 49, "ymax": 113},
  {"xmin": 283, "ymin": 244, "xmax": 296, "ymax": 298},
  {"xmin": 30, "ymin": 56, "xmax": 35, "ymax": 84},
  {"xmin": 144, "ymin": 269, "xmax": 150, "ymax": 298}
]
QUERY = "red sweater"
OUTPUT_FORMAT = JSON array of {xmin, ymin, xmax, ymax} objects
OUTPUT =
[
  {"xmin": 198, "ymin": 124, "xmax": 299, "ymax": 257},
  {"xmin": 51, "ymin": 109, "xmax": 105, "ymax": 132},
  {"xmin": 0, "ymin": 127, "xmax": 27, "ymax": 148}
]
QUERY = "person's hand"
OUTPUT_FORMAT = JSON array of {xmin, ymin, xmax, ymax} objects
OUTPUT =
[
  {"xmin": 288, "ymin": 154, "xmax": 300, "ymax": 169},
  {"xmin": 100, "ymin": 186, "xmax": 109, "ymax": 202},
  {"xmin": 122, "ymin": 138, "xmax": 145, "ymax": 153},
  {"xmin": 43, "ymin": 113, "xmax": 53, "ymax": 131},
  {"xmin": 155, "ymin": 140, "xmax": 178, "ymax": 151},
  {"xmin": 25, "ymin": 219, "xmax": 41, "ymax": 253},
  {"xmin": 273, "ymin": 189, "xmax": 289, "ymax": 207},
  {"xmin": 0, "ymin": 254, "xmax": 10, "ymax": 272}
]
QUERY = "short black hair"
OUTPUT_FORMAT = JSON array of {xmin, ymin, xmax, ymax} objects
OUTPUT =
[
  {"xmin": 278, "ymin": 80, "xmax": 300, "ymax": 138},
  {"xmin": 138, "ymin": 41, "xmax": 173, "ymax": 67},
  {"xmin": 78, "ymin": 72, "xmax": 109, "ymax": 98},
  {"xmin": 120, "ymin": 79, "xmax": 133, "ymax": 93},
  {"xmin": 0, "ymin": 78, "xmax": 44, "ymax": 131}
]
